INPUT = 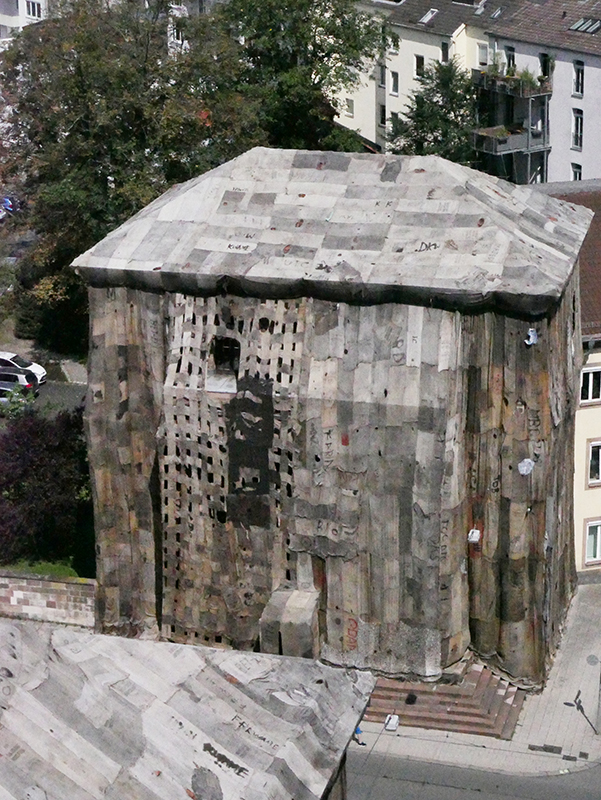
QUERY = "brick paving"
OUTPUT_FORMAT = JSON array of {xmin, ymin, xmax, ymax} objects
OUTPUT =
[{"xmin": 351, "ymin": 583, "xmax": 601, "ymax": 777}]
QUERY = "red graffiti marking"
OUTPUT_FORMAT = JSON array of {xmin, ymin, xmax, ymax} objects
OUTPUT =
[{"xmin": 346, "ymin": 617, "xmax": 358, "ymax": 651}]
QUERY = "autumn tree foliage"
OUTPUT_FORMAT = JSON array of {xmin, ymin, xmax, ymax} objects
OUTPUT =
[
  {"xmin": 1, "ymin": 0, "xmax": 265, "ymax": 353},
  {"xmin": 0, "ymin": 0, "xmax": 390, "ymax": 354}
]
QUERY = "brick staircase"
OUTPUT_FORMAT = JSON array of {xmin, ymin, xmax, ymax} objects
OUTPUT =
[{"xmin": 363, "ymin": 663, "xmax": 525, "ymax": 740}]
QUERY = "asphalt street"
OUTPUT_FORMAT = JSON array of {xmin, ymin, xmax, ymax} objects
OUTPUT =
[
  {"xmin": 347, "ymin": 752, "xmax": 601, "ymax": 800},
  {"xmin": 35, "ymin": 378, "xmax": 86, "ymax": 415}
]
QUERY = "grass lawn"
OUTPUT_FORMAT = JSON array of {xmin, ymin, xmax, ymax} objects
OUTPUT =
[{"xmin": 2, "ymin": 560, "xmax": 80, "ymax": 578}]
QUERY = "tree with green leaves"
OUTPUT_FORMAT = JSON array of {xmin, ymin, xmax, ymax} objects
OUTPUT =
[
  {"xmin": 217, "ymin": 0, "xmax": 393, "ymax": 150},
  {"xmin": 389, "ymin": 59, "xmax": 478, "ymax": 166}
]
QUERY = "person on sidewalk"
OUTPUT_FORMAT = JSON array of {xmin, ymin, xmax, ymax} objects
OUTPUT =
[{"xmin": 352, "ymin": 726, "xmax": 367, "ymax": 746}]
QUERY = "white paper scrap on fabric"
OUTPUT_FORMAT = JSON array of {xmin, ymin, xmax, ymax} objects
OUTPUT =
[
  {"xmin": 518, "ymin": 458, "xmax": 535, "ymax": 476},
  {"xmin": 217, "ymin": 654, "xmax": 274, "ymax": 685}
]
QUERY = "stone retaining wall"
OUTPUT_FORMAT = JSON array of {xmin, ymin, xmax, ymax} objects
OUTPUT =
[{"xmin": 0, "ymin": 573, "xmax": 96, "ymax": 627}]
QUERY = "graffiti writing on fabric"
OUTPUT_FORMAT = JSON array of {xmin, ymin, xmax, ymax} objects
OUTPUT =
[
  {"xmin": 440, "ymin": 516, "xmax": 450, "ymax": 564},
  {"xmin": 0, "ymin": 626, "xmax": 17, "ymax": 716},
  {"xmin": 527, "ymin": 409, "xmax": 541, "ymax": 437},
  {"xmin": 232, "ymin": 715, "xmax": 278, "ymax": 752},
  {"xmin": 203, "ymin": 743, "xmax": 249, "ymax": 777},
  {"xmin": 323, "ymin": 428, "xmax": 335, "ymax": 468}
]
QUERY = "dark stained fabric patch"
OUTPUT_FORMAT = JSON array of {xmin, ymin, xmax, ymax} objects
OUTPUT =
[
  {"xmin": 191, "ymin": 766, "xmax": 223, "ymax": 800},
  {"xmin": 226, "ymin": 376, "xmax": 274, "ymax": 526},
  {"xmin": 380, "ymin": 160, "xmax": 403, "ymax": 183},
  {"xmin": 292, "ymin": 151, "xmax": 351, "ymax": 171}
]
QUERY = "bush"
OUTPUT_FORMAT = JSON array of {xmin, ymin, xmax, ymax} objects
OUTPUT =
[{"xmin": 0, "ymin": 407, "xmax": 95, "ymax": 575}]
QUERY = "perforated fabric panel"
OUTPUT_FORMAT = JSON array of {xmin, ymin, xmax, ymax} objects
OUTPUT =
[{"xmin": 159, "ymin": 295, "xmax": 305, "ymax": 647}]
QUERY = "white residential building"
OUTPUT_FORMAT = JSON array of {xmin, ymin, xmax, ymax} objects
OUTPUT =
[
  {"xmin": 339, "ymin": 0, "xmax": 490, "ymax": 151},
  {"xmin": 0, "ymin": 0, "xmax": 48, "ymax": 46},
  {"xmin": 484, "ymin": 1, "xmax": 601, "ymax": 183},
  {"xmin": 340, "ymin": 0, "xmax": 601, "ymax": 184},
  {"xmin": 536, "ymin": 179, "xmax": 601, "ymax": 576}
]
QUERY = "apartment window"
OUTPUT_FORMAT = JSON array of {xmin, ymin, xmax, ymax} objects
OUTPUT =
[
  {"xmin": 26, "ymin": 0, "xmax": 41, "ymax": 16},
  {"xmin": 390, "ymin": 71, "xmax": 399, "ymax": 95},
  {"xmin": 478, "ymin": 43, "xmax": 488, "ymax": 67},
  {"xmin": 572, "ymin": 163, "xmax": 582, "ymax": 181},
  {"xmin": 539, "ymin": 52, "xmax": 551, "ymax": 78},
  {"xmin": 441, "ymin": 41, "xmax": 449, "ymax": 62},
  {"xmin": 378, "ymin": 103, "xmax": 387, "ymax": 127},
  {"xmin": 573, "ymin": 60, "xmax": 584, "ymax": 96},
  {"xmin": 581, "ymin": 368, "xmax": 601, "ymax": 402},
  {"xmin": 505, "ymin": 46, "xmax": 515, "ymax": 70},
  {"xmin": 391, "ymin": 111, "xmax": 399, "ymax": 126},
  {"xmin": 589, "ymin": 441, "xmax": 601, "ymax": 484},
  {"xmin": 415, "ymin": 55, "xmax": 425, "ymax": 77},
  {"xmin": 587, "ymin": 521, "xmax": 601, "ymax": 563},
  {"xmin": 572, "ymin": 109, "xmax": 583, "ymax": 149},
  {"xmin": 170, "ymin": 18, "xmax": 184, "ymax": 43},
  {"xmin": 345, "ymin": 98, "xmax": 354, "ymax": 118},
  {"xmin": 379, "ymin": 64, "xmax": 386, "ymax": 87}
]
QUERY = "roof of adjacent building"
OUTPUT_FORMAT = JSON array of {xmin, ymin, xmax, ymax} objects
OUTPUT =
[
  {"xmin": 0, "ymin": 619, "xmax": 374, "ymax": 800},
  {"xmin": 376, "ymin": 0, "xmax": 491, "ymax": 36},
  {"xmin": 482, "ymin": 0, "xmax": 601, "ymax": 56},
  {"xmin": 536, "ymin": 180, "xmax": 601, "ymax": 340},
  {"xmin": 373, "ymin": 0, "xmax": 601, "ymax": 57},
  {"xmin": 72, "ymin": 147, "xmax": 593, "ymax": 317}
]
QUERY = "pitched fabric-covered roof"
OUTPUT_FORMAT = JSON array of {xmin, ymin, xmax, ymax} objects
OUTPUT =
[{"xmin": 72, "ymin": 148, "xmax": 593, "ymax": 317}]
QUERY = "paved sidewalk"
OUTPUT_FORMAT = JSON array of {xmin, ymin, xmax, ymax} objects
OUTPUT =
[
  {"xmin": 349, "ymin": 583, "xmax": 601, "ymax": 778},
  {"xmin": 60, "ymin": 358, "xmax": 87, "ymax": 384}
]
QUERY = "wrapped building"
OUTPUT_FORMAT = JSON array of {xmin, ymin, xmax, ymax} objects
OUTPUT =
[{"xmin": 74, "ymin": 148, "xmax": 592, "ymax": 683}]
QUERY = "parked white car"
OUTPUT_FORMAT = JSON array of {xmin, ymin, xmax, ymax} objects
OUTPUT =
[{"xmin": 0, "ymin": 351, "xmax": 46, "ymax": 384}]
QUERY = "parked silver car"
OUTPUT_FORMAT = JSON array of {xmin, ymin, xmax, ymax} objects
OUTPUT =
[
  {"xmin": 0, "ymin": 382, "xmax": 30, "ymax": 411},
  {"xmin": 0, "ymin": 367, "xmax": 39, "ymax": 396}
]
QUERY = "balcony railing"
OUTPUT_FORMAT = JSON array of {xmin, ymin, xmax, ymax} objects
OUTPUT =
[
  {"xmin": 472, "ymin": 69, "xmax": 552, "ymax": 98},
  {"xmin": 473, "ymin": 125, "xmax": 551, "ymax": 155}
]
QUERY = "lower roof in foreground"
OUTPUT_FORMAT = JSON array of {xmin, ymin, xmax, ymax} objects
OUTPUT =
[{"xmin": 0, "ymin": 619, "xmax": 374, "ymax": 800}]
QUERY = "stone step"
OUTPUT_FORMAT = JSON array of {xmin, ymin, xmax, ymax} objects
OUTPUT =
[
  {"xmin": 363, "ymin": 665, "xmax": 525, "ymax": 740},
  {"xmin": 370, "ymin": 668, "xmax": 501, "ymax": 710}
]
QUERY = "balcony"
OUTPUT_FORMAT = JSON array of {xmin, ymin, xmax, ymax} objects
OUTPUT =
[
  {"xmin": 472, "ymin": 69, "xmax": 552, "ymax": 98},
  {"xmin": 473, "ymin": 125, "xmax": 550, "ymax": 155}
]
